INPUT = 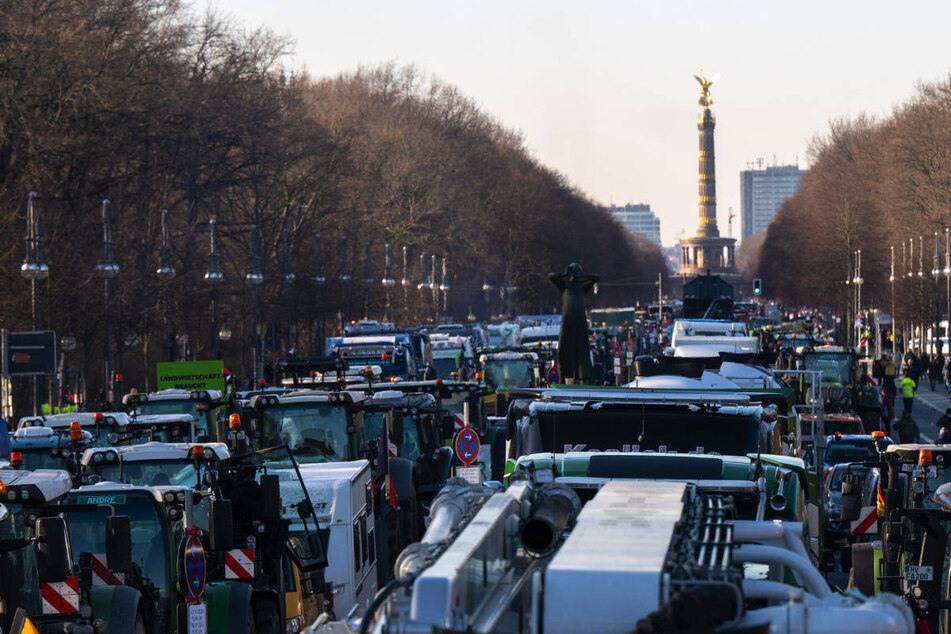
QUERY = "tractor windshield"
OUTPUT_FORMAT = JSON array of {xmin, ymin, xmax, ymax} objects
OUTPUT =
[
  {"xmin": 363, "ymin": 411, "xmax": 422, "ymax": 462},
  {"xmin": 67, "ymin": 491, "xmax": 171, "ymax": 633},
  {"xmin": 803, "ymin": 353, "xmax": 852, "ymax": 386},
  {"xmin": 483, "ymin": 359, "xmax": 534, "ymax": 391},
  {"xmin": 261, "ymin": 404, "xmax": 350, "ymax": 463},
  {"xmin": 96, "ymin": 460, "xmax": 200, "ymax": 488},
  {"xmin": 0, "ymin": 503, "xmax": 40, "ymax": 622},
  {"xmin": 136, "ymin": 400, "xmax": 217, "ymax": 441},
  {"xmin": 16, "ymin": 449, "xmax": 70, "ymax": 472}
]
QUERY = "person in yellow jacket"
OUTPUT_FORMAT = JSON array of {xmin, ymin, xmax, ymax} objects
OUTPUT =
[{"xmin": 900, "ymin": 373, "xmax": 916, "ymax": 414}]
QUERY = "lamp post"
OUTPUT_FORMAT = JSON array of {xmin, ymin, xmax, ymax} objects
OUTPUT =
[
  {"xmin": 934, "ymin": 232, "xmax": 941, "ymax": 354},
  {"xmin": 890, "ymin": 245, "xmax": 896, "ymax": 359},
  {"xmin": 400, "ymin": 245, "xmax": 410, "ymax": 321},
  {"xmin": 155, "ymin": 209, "xmax": 176, "ymax": 362},
  {"xmin": 439, "ymin": 257, "xmax": 450, "ymax": 318},
  {"xmin": 95, "ymin": 199, "xmax": 119, "ymax": 407},
  {"xmin": 482, "ymin": 278, "xmax": 494, "ymax": 319},
  {"xmin": 245, "ymin": 224, "xmax": 264, "ymax": 383},
  {"xmin": 853, "ymin": 249, "xmax": 863, "ymax": 351},
  {"xmin": 381, "ymin": 243, "xmax": 395, "ymax": 323},
  {"xmin": 282, "ymin": 228, "xmax": 296, "ymax": 354},
  {"xmin": 416, "ymin": 252, "xmax": 427, "ymax": 323},
  {"xmin": 312, "ymin": 233, "xmax": 325, "ymax": 354},
  {"xmin": 20, "ymin": 192, "xmax": 49, "ymax": 415},
  {"xmin": 429, "ymin": 254, "xmax": 438, "ymax": 322},
  {"xmin": 203, "ymin": 219, "xmax": 224, "ymax": 359},
  {"xmin": 945, "ymin": 228, "xmax": 950, "ymax": 349},
  {"xmin": 362, "ymin": 241, "xmax": 373, "ymax": 320}
]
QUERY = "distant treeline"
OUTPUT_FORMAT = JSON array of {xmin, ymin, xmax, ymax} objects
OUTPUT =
[
  {"xmin": 758, "ymin": 74, "xmax": 951, "ymax": 335},
  {"xmin": 0, "ymin": 0, "xmax": 666, "ymax": 389}
]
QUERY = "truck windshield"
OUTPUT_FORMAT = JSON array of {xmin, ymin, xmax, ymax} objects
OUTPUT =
[
  {"xmin": 0, "ymin": 503, "xmax": 40, "ymax": 621},
  {"xmin": 96, "ymin": 460, "xmax": 200, "ymax": 488},
  {"xmin": 803, "ymin": 353, "xmax": 852, "ymax": 386},
  {"xmin": 433, "ymin": 357, "xmax": 459, "ymax": 378},
  {"xmin": 67, "ymin": 492, "xmax": 170, "ymax": 633},
  {"xmin": 483, "ymin": 359, "xmax": 533, "ymax": 390},
  {"xmin": 136, "ymin": 401, "xmax": 216, "ymax": 441},
  {"xmin": 262, "ymin": 404, "xmax": 350, "ymax": 463}
]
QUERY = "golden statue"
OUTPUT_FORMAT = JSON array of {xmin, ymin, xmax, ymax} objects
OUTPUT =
[{"xmin": 693, "ymin": 69, "xmax": 719, "ymax": 108}]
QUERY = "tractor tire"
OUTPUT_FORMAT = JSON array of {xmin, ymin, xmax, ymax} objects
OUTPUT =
[{"xmin": 254, "ymin": 600, "xmax": 281, "ymax": 634}]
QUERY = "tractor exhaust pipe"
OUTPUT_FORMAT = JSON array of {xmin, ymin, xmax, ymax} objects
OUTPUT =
[
  {"xmin": 769, "ymin": 469, "xmax": 791, "ymax": 513},
  {"xmin": 519, "ymin": 483, "xmax": 581, "ymax": 557}
]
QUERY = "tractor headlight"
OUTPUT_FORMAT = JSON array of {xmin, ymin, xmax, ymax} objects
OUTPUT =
[
  {"xmin": 93, "ymin": 453, "xmax": 104, "ymax": 464},
  {"xmin": 285, "ymin": 616, "xmax": 302, "ymax": 633}
]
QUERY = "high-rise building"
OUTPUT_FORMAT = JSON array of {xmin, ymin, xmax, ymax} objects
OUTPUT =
[
  {"xmin": 610, "ymin": 203, "xmax": 662, "ymax": 246},
  {"xmin": 740, "ymin": 162, "xmax": 806, "ymax": 239}
]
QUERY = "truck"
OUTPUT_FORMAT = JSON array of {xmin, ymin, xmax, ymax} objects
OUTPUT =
[
  {"xmin": 359, "ymin": 477, "xmax": 913, "ymax": 634},
  {"xmin": 0, "ymin": 468, "xmax": 145, "ymax": 633},
  {"xmin": 325, "ymin": 334, "xmax": 420, "ymax": 381},
  {"xmin": 428, "ymin": 334, "xmax": 475, "ymax": 380}
]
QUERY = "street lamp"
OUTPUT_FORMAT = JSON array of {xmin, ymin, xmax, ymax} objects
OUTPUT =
[
  {"xmin": 203, "ymin": 219, "xmax": 224, "ymax": 359},
  {"xmin": 95, "ymin": 199, "xmax": 119, "ymax": 407},
  {"xmin": 339, "ymin": 237, "xmax": 351, "ymax": 330},
  {"xmin": 246, "ymin": 224, "xmax": 264, "ymax": 383},
  {"xmin": 362, "ymin": 241, "xmax": 374, "ymax": 320},
  {"xmin": 381, "ymin": 243, "xmax": 396, "ymax": 323},
  {"xmin": 890, "ymin": 245, "xmax": 896, "ymax": 358},
  {"xmin": 155, "ymin": 209, "xmax": 176, "ymax": 361},
  {"xmin": 282, "ymin": 228, "xmax": 296, "ymax": 354},
  {"xmin": 312, "ymin": 233, "xmax": 325, "ymax": 354},
  {"xmin": 400, "ymin": 245, "xmax": 410, "ymax": 319},
  {"xmin": 482, "ymin": 278, "xmax": 494, "ymax": 318},
  {"xmin": 439, "ymin": 257, "xmax": 450, "ymax": 317},
  {"xmin": 20, "ymin": 192, "xmax": 49, "ymax": 415}
]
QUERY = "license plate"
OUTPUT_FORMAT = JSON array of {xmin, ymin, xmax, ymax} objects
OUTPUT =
[
  {"xmin": 912, "ymin": 466, "xmax": 938, "ymax": 479},
  {"xmin": 905, "ymin": 565, "xmax": 933, "ymax": 581}
]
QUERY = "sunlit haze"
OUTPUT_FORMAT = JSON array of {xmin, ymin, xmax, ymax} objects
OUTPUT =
[{"xmin": 209, "ymin": 0, "xmax": 951, "ymax": 245}]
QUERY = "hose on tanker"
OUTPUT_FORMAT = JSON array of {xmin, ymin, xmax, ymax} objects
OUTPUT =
[
  {"xmin": 632, "ymin": 584, "xmax": 740, "ymax": 634},
  {"xmin": 358, "ymin": 573, "xmax": 418, "ymax": 634}
]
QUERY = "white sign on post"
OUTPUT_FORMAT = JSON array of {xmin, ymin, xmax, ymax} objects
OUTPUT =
[
  {"xmin": 187, "ymin": 602, "xmax": 207, "ymax": 634},
  {"xmin": 454, "ymin": 466, "xmax": 482, "ymax": 485}
]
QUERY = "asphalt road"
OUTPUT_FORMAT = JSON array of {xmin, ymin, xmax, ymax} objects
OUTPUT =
[{"xmin": 901, "ymin": 381, "xmax": 949, "ymax": 441}]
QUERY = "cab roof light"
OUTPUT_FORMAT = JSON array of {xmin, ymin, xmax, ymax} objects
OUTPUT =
[
  {"xmin": 10, "ymin": 452, "xmax": 22, "ymax": 466},
  {"xmin": 834, "ymin": 432, "xmax": 842, "ymax": 439},
  {"xmin": 871, "ymin": 431, "xmax": 885, "ymax": 439},
  {"xmin": 229, "ymin": 414, "xmax": 242, "ymax": 430},
  {"xmin": 69, "ymin": 421, "xmax": 83, "ymax": 441},
  {"xmin": 93, "ymin": 412, "xmax": 104, "ymax": 423},
  {"xmin": 919, "ymin": 449, "xmax": 934, "ymax": 466}
]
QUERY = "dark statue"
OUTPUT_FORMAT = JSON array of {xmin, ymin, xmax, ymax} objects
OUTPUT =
[{"xmin": 549, "ymin": 263, "xmax": 599, "ymax": 382}]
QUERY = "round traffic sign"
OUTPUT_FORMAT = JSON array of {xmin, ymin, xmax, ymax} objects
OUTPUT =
[
  {"xmin": 453, "ymin": 426, "xmax": 481, "ymax": 467},
  {"xmin": 546, "ymin": 365, "xmax": 560, "ymax": 386},
  {"xmin": 182, "ymin": 530, "xmax": 205, "ymax": 600}
]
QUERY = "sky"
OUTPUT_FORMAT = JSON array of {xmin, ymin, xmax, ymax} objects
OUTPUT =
[{"xmin": 206, "ymin": 0, "xmax": 951, "ymax": 246}]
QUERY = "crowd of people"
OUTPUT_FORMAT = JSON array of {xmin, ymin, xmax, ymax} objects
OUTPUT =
[{"xmin": 871, "ymin": 349, "xmax": 951, "ymax": 444}]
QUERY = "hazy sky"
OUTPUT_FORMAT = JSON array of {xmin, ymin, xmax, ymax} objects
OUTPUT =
[{"xmin": 208, "ymin": 0, "xmax": 951, "ymax": 245}]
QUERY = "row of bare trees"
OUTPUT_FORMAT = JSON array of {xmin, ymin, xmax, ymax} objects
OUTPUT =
[
  {"xmin": 758, "ymin": 73, "xmax": 951, "ymax": 348},
  {"xmin": 0, "ymin": 0, "xmax": 666, "ymax": 396}
]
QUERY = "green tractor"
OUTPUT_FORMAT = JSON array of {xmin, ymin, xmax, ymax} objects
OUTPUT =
[{"xmin": 0, "ymin": 468, "xmax": 144, "ymax": 633}]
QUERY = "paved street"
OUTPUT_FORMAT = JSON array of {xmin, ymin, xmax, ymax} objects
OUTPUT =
[{"xmin": 909, "ymin": 381, "xmax": 950, "ymax": 442}]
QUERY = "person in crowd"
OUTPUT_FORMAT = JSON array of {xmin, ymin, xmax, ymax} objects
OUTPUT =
[
  {"xmin": 900, "ymin": 372, "xmax": 917, "ymax": 414},
  {"xmin": 893, "ymin": 412, "xmax": 921, "ymax": 444}
]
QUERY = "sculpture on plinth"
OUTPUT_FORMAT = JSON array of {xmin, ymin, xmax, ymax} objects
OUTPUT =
[{"xmin": 549, "ymin": 263, "xmax": 599, "ymax": 383}]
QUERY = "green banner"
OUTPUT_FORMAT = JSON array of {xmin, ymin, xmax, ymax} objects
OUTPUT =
[{"xmin": 157, "ymin": 360, "xmax": 225, "ymax": 392}]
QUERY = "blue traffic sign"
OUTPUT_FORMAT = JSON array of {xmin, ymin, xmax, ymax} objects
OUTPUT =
[
  {"xmin": 453, "ymin": 427, "xmax": 481, "ymax": 467},
  {"xmin": 547, "ymin": 365, "xmax": 560, "ymax": 386},
  {"xmin": 183, "ymin": 531, "xmax": 206, "ymax": 600}
]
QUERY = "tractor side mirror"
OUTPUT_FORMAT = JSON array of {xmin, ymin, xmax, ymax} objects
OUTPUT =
[
  {"xmin": 387, "ymin": 411, "xmax": 404, "ymax": 445},
  {"xmin": 209, "ymin": 499, "xmax": 234, "ymax": 551},
  {"xmin": 260, "ymin": 474, "xmax": 281, "ymax": 521},
  {"xmin": 840, "ymin": 475, "xmax": 864, "ymax": 522},
  {"xmin": 105, "ymin": 515, "xmax": 132, "ymax": 575},
  {"xmin": 35, "ymin": 517, "xmax": 69, "ymax": 582}
]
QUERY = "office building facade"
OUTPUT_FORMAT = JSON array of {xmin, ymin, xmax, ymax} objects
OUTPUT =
[
  {"xmin": 610, "ymin": 203, "xmax": 662, "ymax": 246},
  {"xmin": 740, "ymin": 163, "xmax": 806, "ymax": 240}
]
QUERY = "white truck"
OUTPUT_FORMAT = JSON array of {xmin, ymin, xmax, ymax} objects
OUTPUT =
[{"xmin": 298, "ymin": 460, "xmax": 377, "ymax": 624}]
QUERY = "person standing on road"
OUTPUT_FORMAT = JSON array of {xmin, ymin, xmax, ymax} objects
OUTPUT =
[
  {"xmin": 894, "ymin": 412, "xmax": 921, "ymax": 444},
  {"xmin": 881, "ymin": 373, "xmax": 896, "ymax": 435},
  {"xmin": 900, "ymin": 372, "xmax": 916, "ymax": 414},
  {"xmin": 930, "ymin": 354, "xmax": 943, "ymax": 391}
]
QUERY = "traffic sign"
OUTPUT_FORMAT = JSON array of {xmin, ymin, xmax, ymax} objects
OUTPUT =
[
  {"xmin": 453, "ymin": 426, "xmax": 481, "ymax": 467},
  {"xmin": 182, "ymin": 530, "xmax": 206, "ymax": 600},
  {"xmin": 546, "ymin": 365, "xmax": 559, "ymax": 386},
  {"xmin": 3, "ymin": 330, "xmax": 56, "ymax": 376}
]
